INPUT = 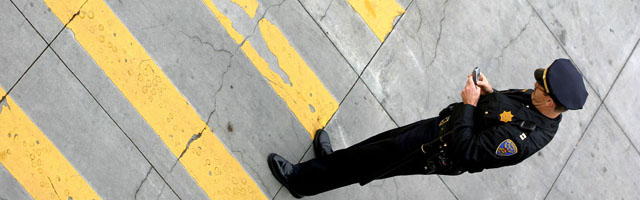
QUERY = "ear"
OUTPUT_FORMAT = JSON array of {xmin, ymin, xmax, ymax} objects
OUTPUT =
[{"xmin": 545, "ymin": 96, "xmax": 555, "ymax": 107}]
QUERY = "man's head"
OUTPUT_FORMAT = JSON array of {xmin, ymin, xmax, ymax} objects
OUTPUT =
[{"xmin": 532, "ymin": 59, "xmax": 588, "ymax": 114}]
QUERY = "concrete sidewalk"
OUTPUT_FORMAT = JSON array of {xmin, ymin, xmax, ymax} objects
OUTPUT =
[{"xmin": 1, "ymin": 0, "xmax": 639, "ymax": 199}]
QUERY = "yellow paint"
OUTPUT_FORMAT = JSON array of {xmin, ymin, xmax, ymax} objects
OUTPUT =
[
  {"xmin": 257, "ymin": 19, "xmax": 339, "ymax": 135},
  {"xmin": 203, "ymin": 0, "xmax": 245, "ymax": 43},
  {"xmin": 347, "ymin": 0, "xmax": 405, "ymax": 41},
  {"xmin": 231, "ymin": 0, "xmax": 259, "ymax": 18},
  {"xmin": 202, "ymin": 0, "xmax": 339, "ymax": 136},
  {"xmin": 44, "ymin": 0, "xmax": 264, "ymax": 199},
  {"xmin": 0, "ymin": 87, "xmax": 99, "ymax": 200}
]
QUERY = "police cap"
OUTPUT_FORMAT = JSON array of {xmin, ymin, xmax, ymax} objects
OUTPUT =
[{"xmin": 534, "ymin": 58, "xmax": 588, "ymax": 110}]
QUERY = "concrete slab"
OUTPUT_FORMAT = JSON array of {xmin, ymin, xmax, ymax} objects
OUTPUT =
[
  {"xmin": 546, "ymin": 107, "xmax": 640, "ymax": 199},
  {"xmin": 275, "ymin": 80, "xmax": 455, "ymax": 199},
  {"xmin": 50, "ymin": 28, "xmax": 209, "ymax": 199},
  {"xmin": 604, "ymin": 47, "xmax": 640, "ymax": 148},
  {"xmin": 296, "ymin": 0, "xmax": 380, "ymax": 73},
  {"xmin": 297, "ymin": 0, "xmax": 412, "ymax": 73},
  {"xmin": 9, "ymin": 49, "xmax": 172, "ymax": 199},
  {"xmin": 261, "ymin": 0, "xmax": 357, "ymax": 99},
  {"xmin": 93, "ymin": 0, "xmax": 357, "ymax": 197},
  {"xmin": 135, "ymin": 169, "xmax": 180, "ymax": 200},
  {"xmin": 102, "ymin": 0, "xmax": 356, "ymax": 119},
  {"xmin": 362, "ymin": 0, "xmax": 567, "ymax": 127},
  {"xmin": 323, "ymin": 80, "xmax": 397, "ymax": 151},
  {"xmin": 0, "ymin": 0, "xmax": 46, "ymax": 89},
  {"xmin": 361, "ymin": 0, "xmax": 602, "ymax": 198},
  {"xmin": 0, "ymin": 163, "xmax": 31, "ymax": 200},
  {"xmin": 11, "ymin": 0, "xmax": 63, "ymax": 42},
  {"xmin": 528, "ymin": 0, "xmax": 640, "ymax": 97}
]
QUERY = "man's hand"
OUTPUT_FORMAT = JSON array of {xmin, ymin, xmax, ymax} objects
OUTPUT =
[
  {"xmin": 476, "ymin": 72, "xmax": 494, "ymax": 95},
  {"xmin": 461, "ymin": 76, "xmax": 481, "ymax": 106}
]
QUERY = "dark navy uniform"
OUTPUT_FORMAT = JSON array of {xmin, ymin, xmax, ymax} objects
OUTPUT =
[
  {"xmin": 442, "ymin": 89, "xmax": 560, "ymax": 174},
  {"xmin": 285, "ymin": 89, "xmax": 560, "ymax": 196},
  {"xmin": 270, "ymin": 58, "xmax": 589, "ymax": 197}
]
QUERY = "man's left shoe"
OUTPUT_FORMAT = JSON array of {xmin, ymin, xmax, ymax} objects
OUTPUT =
[
  {"xmin": 313, "ymin": 129, "xmax": 333, "ymax": 158},
  {"xmin": 267, "ymin": 153, "xmax": 304, "ymax": 199}
]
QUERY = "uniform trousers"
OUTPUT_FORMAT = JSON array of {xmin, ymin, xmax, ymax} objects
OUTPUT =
[{"xmin": 288, "ymin": 117, "xmax": 441, "ymax": 196}]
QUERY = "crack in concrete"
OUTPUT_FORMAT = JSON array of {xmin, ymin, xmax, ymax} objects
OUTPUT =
[
  {"xmin": 320, "ymin": 0, "xmax": 335, "ymax": 21},
  {"xmin": 0, "ymin": 98, "xmax": 9, "ymax": 116},
  {"xmin": 48, "ymin": 176, "xmax": 61, "ymax": 200},
  {"xmin": 179, "ymin": 31, "xmax": 238, "ymax": 135},
  {"xmin": 155, "ymin": 183, "xmax": 166, "ymax": 199},
  {"xmin": 393, "ymin": 178, "xmax": 400, "ymax": 200},
  {"xmin": 425, "ymin": 0, "xmax": 450, "ymax": 70},
  {"xmin": 134, "ymin": 167, "xmax": 153, "ymax": 199},
  {"xmin": 415, "ymin": 3, "xmax": 424, "ymax": 34},
  {"xmin": 169, "ymin": 129, "xmax": 205, "ymax": 173},
  {"xmin": 234, "ymin": 0, "xmax": 286, "ymax": 51},
  {"xmin": 202, "ymin": 0, "xmax": 287, "ymax": 135},
  {"xmin": 498, "ymin": 13, "xmax": 534, "ymax": 59},
  {"xmin": 181, "ymin": 32, "xmax": 234, "ymax": 57}
]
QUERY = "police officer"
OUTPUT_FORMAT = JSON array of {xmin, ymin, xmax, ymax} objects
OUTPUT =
[{"xmin": 267, "ymin": 58, "xmax": 589, "ymax": 198}]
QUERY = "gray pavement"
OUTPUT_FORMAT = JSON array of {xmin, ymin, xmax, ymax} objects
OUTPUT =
[{"xmin": 1, "ymin": 0, "xmax": 639, "ymax": 199}]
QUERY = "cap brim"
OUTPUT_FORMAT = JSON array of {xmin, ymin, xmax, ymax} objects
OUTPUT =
[{"xmin": 534, "ymin": 68, "xmax": 545, "ymax": 86}]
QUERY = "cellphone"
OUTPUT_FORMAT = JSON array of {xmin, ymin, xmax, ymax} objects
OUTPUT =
[{"xmin": 472, "ymin": 67, "xmax": 480, "ymax": 85}]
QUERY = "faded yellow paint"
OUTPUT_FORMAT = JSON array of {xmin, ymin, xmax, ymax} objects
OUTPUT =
[
  {"xmin": 257, "ymin": 19, "xmax": 339, "ymax": 135},
  {"xmin": 348, "ymin": 0, "xmax": 405, "ymax": 41},
  {"xmin": 44, "ymin": 0, "xmax": 265, "ymax": 199},
  {"xmin": 203, "ymin": 0, "xmax": 245, "ymax": 43},
  {"xmin": 0, "ymin": 88, "xmax": 99, "ymax": 200},
  {"xmin": 202, "ymin": 0, "xmax": 339, "ymax": 136},
  {"xmin": 231, "ymin": 0, "xmax": 259, "ymax": 18}
]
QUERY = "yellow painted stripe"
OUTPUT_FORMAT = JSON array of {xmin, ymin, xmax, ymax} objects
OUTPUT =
[
  {"xmin": 0, "ymin": 88, "xmax": 100, "ymax": 200},
  {"xmin": 203, "ymin": 0, "xmax": 339, "ymax": 137},
  {"xmin": 347, "ymin": 0, "xmax": 405, "ymax": 41},
  {"xmin": 231, "ymin": 0, "xmax": 258, "ymax": 18},
  {"xmin": 44, "ymin": 0, "xmax": 265, "ymax": 199}
]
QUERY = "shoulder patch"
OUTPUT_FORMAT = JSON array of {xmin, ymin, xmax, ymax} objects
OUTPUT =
[{"xmin": 496, "ymin": 139, "xmax": 518, "ymax": 156}]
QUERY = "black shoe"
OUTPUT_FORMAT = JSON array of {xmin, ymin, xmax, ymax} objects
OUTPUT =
[
  {"xmin": 267, "ymin": 153, "xmax": 304, "ymax": 198},
  {"xmin": 313, "ymin": 129, "xmax": 333, "ymax": 158}
]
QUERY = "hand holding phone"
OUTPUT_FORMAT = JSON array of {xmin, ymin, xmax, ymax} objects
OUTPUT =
[{"xmin": 472, "ymin": 67, "xmax": 480, "ymax": 85}]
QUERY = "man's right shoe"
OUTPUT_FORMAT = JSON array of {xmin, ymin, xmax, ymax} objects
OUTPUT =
[
  {"xmin": 313, "ymin": 129, "xmax": 334, "ymax": 158},
  {"xmin": 267, "ymin": 153, "xmax": 304, "ymax": 198}
]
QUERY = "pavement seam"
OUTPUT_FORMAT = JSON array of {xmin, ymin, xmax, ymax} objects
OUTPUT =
[
  {"xmin": 295, "ymin": 0, "xmax": 362, "ymax": 77},
  {"xmin": 542, "ymin": 102, "xmax": 603, "ymax": 199},
  {"xmin": 0, "ymin": 0, "xmax": 85, "ymax": 106},
  {"xmin": 602, "ymin": 104, "xmax": 640, "ymax": 157},
  {"xmin": 292, "ymin": 0, "xmax": 462, "ymax": 199},
  {"xmin": 527, "ymin": 2, "xmax": 640, "ymax": 198},
  {"xmin": 525, "ymin": 0, "xmax": 606, "ymax": 102},
  {"xmin": 47, "ymin": 46, "xmax": 182, "ymax": 199},
  {"xmin": 600, "ymin": 37, "xmax": 640, "ymax": 103},
  {"xmin": 598, "ymin": 38, "xmax": 640, "ymax": 158},
  {"xmin": 23, "ymin": 2, "xmax": 183, "ymax": 198}
]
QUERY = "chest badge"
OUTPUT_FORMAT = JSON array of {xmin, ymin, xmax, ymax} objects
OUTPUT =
[
  {"xmin": 499, "ymin": 111, "xmax": 514, "ymax": 123},
  {"xmin": 496, "ymin": 139, "xmax": 518, "ymax": 156}
]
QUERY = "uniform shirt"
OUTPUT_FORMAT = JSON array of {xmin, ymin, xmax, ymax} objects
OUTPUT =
[{"xmin": 445, "ymin": 89, "xmax": 561, "ymax": 173}]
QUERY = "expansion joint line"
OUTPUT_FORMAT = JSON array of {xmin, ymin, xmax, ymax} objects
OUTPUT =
[{"xmin": 1, "ymin": 0, "xmax": 87, "ymax": 104}]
